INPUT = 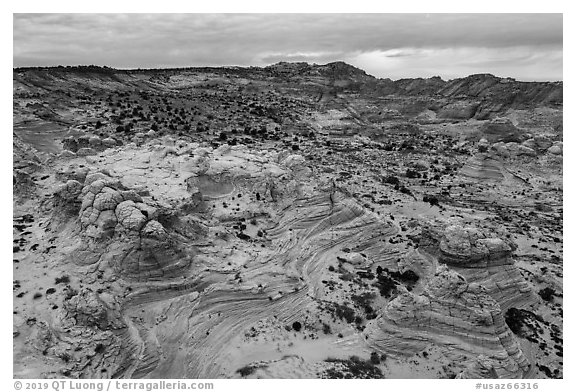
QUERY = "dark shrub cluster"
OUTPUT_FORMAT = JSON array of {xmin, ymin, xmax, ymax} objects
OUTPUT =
[
  {"xmin": 323, "ymin": 356, "xmax": 384, "ymax": 379},
  {"xmin": 538, "ymin": 287, "xmax": 556, "ymax": 302}
]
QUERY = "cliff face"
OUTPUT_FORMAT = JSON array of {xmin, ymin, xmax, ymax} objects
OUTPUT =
[{"xmin": 438, "ymin": 75, "xmax": 562, "ymax": 119}]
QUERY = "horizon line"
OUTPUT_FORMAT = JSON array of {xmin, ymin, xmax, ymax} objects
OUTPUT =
[{"xmin": 12, "ymin": 62, "xmax": 564, "ymax": 84}]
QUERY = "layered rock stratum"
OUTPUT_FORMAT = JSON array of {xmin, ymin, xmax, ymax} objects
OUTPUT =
[{"xmin": 13, "ymin": 63, "xmax": 562, "ymax": 379}]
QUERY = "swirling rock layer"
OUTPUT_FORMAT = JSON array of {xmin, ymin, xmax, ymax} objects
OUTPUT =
[
  {"xmin": 366, "ymin": 265, "xmax": 531, "ymax": 378},
  {"xmin": 13, "ymin": 64, "xmax": 562, "ymax": 379},
  {"xmin": 459, "ymin": 154, "xmax": 504, "ymax": 181}
]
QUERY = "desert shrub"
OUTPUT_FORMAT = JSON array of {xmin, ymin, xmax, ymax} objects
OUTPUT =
[
  {"xmin": 236, "ymin": 232, "xmax": 250, "ymax": 241},
  {"xmin": 351, "ymin": 292, "xmax": 376, "ymax": 312},
  {"xmin": 406, "ymin": 169, "xmax": 420, "ymax": 178},
  {"xmin": 505, "ymin": 308, "xmax": 525, "ymax": 335},
  {"xmin": 55, "ymin": 275, "xmax": 70, "ymax": 285},
  {"xmin": 423, "ymin": 195, "xmax": 440, "ymax": 206},
  {"xmin": 357, "ymin": 270, "xmax": 375, "ymax": 280},
  {"xmin": 538, "ymin": 287, "xmax": 556, "ymax": 302},
  {"xmin": 388, "ymin": 269, "xmax": 419, "ymax": 284},
  {"xmin": 374, "ymin": 275, "xmax": 396, "ymax": 298},
  {"xmin": 236, "ymin": 364, "xmax": 267, "ymax": 377},
  {"xmin": 236, "ymin": 365, "xmax": 256, "ymax": 377},
  {"xmin": 383, "ymin": 175, "xmax": 400, "ymax": 185},
  {"xmin": 58, "ymin": 352, "xmax": 71, "ymax": 363},
  {"xmin": 323, "ymin": 356, "xmax": 384, "ymax": 379},
  {"xmin": 328, "ymin": 303, "xmax": 356, "ymax": 324},
  {"xmin": 399, "ymin": 186, "xmax": 412, "ymax": 196},
  {"xmin": 505, "ymin": 307, "xmax": 544, "ymax": 339}
]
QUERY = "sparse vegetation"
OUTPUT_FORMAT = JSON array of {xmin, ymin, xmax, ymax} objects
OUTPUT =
[
  {"xmin": 323, "ymin": 356, "xmax": 384, "ymax": 379},
  {"xmin": 370, "ymin": 352, "xmax": 381, "ymax": 365},
  {"xmin": 236, "ymin": 364, "xmax": 267, "ymax": 377},
  {"xmin": 55, "ymin": 275, "xmax": 70, "ymax": 285},
  {"xmin": 538, "ymin": 287, "xmax": 556, "ymax": 302},
  {"xmin": 12, "ymin": 61, "xmax": 563, "ymax": 380}
]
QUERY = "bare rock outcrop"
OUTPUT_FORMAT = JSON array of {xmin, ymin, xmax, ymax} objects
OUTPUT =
[
  {"xmin": 421, "ymin": 224, "xmax": 514, "ymax": 267},
  {"xmin": 77, "ymin": 147, "xmax": 97, "ymax": 157},
  {"xmin": 78, "ymin": 172, "xmax": 151, "ymax": 239},
  {"xmin": 367, "ymin": 265, "xmax": 531, "ymax": 378},
  {"xmin": 52, "ymin": 179, "xmax": 84, "ymax": 213},
  {"xmin": 62, "ymin": 288, "xmax": 124, "ymax": 330},
  {"xmin": 437, "ymin": 101, "xmax": 480, "ymax": 120},
  {"xmin": 57, "ymin": 169, "xmax": 195, "ymax": 283},
  {"xmin": 479, "ymin": 118, "xmax": 523, "ymax": 143},
  {"xmin": 547, "ymin": 141, "xmax": 563, "ymax": 155},
  {"xmin": 459, "ymin": 154, "xmax": 504, "ymax": 181},
  {"xmin": 13, "ymin": 63, "xmax": 562, "ymax": 380},
  {"xmin": 13, "ymin": 133, "xmax": 42, "ymax": 196},
  {"xmin": 102, "ymin": 137, "xmax": 117, "ymax": 148},
  {"xmin": 13, "ymin": 133, "xmax": 42, "ymax": 172},
  {"xmin": 522, "ymin": 135, "xmax": 553, "ymax": 152},
  {"xmin": 419, "ymin": 222, "xmax": 534, "ymax": 311}
]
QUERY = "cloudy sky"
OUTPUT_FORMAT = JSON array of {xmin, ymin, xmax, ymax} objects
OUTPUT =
[{"xmin": 13, "ymin": 13, "xmax": 563, "ymax": 81}]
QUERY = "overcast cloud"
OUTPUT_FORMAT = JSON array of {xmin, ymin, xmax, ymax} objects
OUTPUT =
[{"xmin": 13, "ymin": 13, "xmax": 563, "ymax": 81}]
